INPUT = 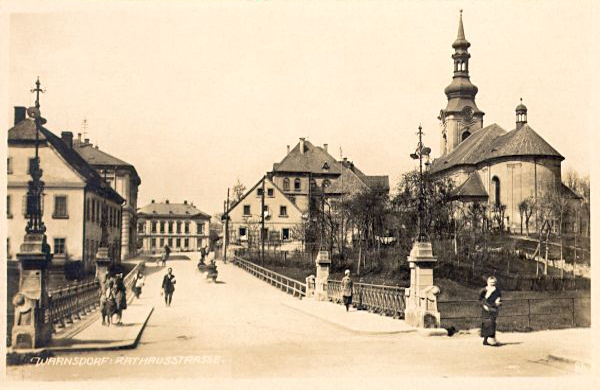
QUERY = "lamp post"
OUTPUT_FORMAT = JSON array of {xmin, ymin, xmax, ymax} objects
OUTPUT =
[
  {"xmin": 404, "ymin": 125, "xmax": 441, "ymax": 329},
  {"xmin": 12, "ymin": 78, "xmax": 54, "ymax": 349}
]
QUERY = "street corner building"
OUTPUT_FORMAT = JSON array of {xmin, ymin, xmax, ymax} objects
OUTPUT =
[
  {"xmin": 137, "ymin": 200, "xmax": 211, "ymax": 254},
  {"xmin": 7, "ymin": 107, "xmax": 125, "ymax": 287},
  {"xmin": 429, "ymin": 12, "xmax": 584, "ymax": 234},
  {"xmin": 226, "ymin": 138, "xmax": 389, "ymax": 252},
  {"xmin": 71, "ymin": 133, "xmax": 142, "ymax": 261}
]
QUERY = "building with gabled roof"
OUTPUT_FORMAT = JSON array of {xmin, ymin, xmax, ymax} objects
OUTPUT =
[
  {"xmin": 226, "ymin": 138, "xmax": 389, "ymax": 250},
  {"xmin": 7, "ymin": 107, "xmax": 124, "ymax": 284},
  {"xmin": 430, "ymin": 12, "xmax": 579, "ymax": 232},
  {"xmin": 137, "ymin": 199, "xmax": 211, "ymax": 254},
  {"xmin": 69, "ymin": 133, "xmax": 142, "ymax": 260}
]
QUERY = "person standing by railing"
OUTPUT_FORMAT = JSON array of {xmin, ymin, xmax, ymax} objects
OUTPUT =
[
  {"xmin": 113, "ymin": 274, "xmax": 127, "ymax": 326},
  {"xmin": 341, "ymin": 269, "xmax": 353, "ymax": 312},
  {"xmin": 479, "ymin": 275, "xmax": 502, "ymax": 346},
  {"xmin": 133, "ymin": 271, "xmax": 145, "ymax": 299}
]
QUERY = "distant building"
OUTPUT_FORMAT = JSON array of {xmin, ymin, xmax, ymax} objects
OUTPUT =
[
  {"xmin": 7, "ymin": 107, "xmax": 124, "ymax": 283},
  {"xmin": 429, "ymin": 13, "xmax": 581, "ymax": 232},
  {"xmin": 227, "ymin": 138, "xmax": 389, "ymax": 250},
  {"xmin": 70, "ymin": 133, "xmax": 141, "ymax": 260},
  {"xmin": 137, "ymin": 200, "xmax": 211, "ymax": 253}
]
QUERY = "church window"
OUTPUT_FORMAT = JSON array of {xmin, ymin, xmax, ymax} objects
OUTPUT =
[
  {"xmin": 294, "ymin": 178, "xmax": 301, "ymax": 191},
  {"xmin": 283, "ymin": 178, "xmax": 290, "ymax": 191},
  {"xmin": 492, "ymin": 176, "xmax": 501, "ymax": 207}
]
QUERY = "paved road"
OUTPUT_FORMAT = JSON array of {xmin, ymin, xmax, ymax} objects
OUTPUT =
[{"xmin": 6, "ymin": 253, "xmax": 589, "ymax": 381}]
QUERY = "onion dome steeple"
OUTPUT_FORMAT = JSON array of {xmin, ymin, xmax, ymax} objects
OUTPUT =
[{"xmin": 443, "ymin": 10, "xmax": 483, "ymax": 115}]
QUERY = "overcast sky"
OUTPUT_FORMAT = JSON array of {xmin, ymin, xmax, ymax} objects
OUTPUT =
[{"xmin": 2, "ymin": 0, "xmax": 599, "ymax": 215}]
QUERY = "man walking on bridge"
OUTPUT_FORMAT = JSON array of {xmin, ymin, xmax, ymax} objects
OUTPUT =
[{"xmin": 161, "ymin": 267, "xmax": 176, "ymax": 306}]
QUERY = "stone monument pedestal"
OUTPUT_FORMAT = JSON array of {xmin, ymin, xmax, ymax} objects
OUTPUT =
[
  {"xmin": 95, "ymin": 246, "xmax": 111, "ymax": 287},
  {"xmin": 11, "ymin": 233, "xmax": 53, "ymax": 349},
  {"xmin": 314, "ymin": 251, "xmax": 330, "ymax": 301},
  {"xmin": 404, "ymin": 241, "xmax": 441, "ymax": 328}
]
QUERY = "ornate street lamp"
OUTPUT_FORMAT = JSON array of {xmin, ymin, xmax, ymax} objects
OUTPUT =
[
  {"xmin": 11, "ymin": 78, "xmax": 54, "ymax": 349},
  {"xmin": 410, "ymin": 125, "xmax": 432, "ymax": 242}
]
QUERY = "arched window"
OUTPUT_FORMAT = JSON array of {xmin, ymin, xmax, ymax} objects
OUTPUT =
[
  {"xmin": 492, "ymin": 176, "xmax": 501, "ymax": 207},
  {"xmin": 322, "ymin": 179, "xmax": 331, "ymax": 188},
  {"xmin": 283, "ymin": 178, "xmax": 290, "ymax": 191},
  {"xmin": 461, "ymin": 131, "xmax": 471, "ymax": 141},
  {"xmin": 294, "ymin": 178, "xmax": 301, "ymax": 191}
]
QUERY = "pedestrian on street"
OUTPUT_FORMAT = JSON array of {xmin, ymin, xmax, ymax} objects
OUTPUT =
[
  {"xmin": 161, "ymin": 267, "xmax": 176, "ymax": 306},
  {"xmin": 479, "ymin": 275, "xmax": 502, "ymax": 346},
  {"xmin": 341, "ymin": 269, "xmax": 353, "ymax": 312},
  {"xmin": 133, "ymin": 271, "xmax": 145, "ymax": 299},
  {"xmin": 162, "ymin": 245, "xmax": 171, "ymax": 267},
  {"xmin": 101, "ymin": 279, "xmax": 116, "ymax": 326},
  {"xmin": 200, "ymin": 246, "xmax": 206, "ymax": 264},
  {"xmin": 114, "ymin": 273, "xmax": 127, "ymax": 326}
]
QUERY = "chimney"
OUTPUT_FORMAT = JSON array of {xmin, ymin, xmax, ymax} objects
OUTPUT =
[
  {"xmin": 84, "ymin": 138, "xmax": 90, "ymax": 145},
  {"xmin": 166, "ymin": 199, "xmax": 170, "ymax": 204},
  {"xmin": 184, "ymin": 200, "xmax": 188, "ymax": 205},
  {"xmin": 14, "ymin": 106, "xmax": 27, "ymax": 125},
  {"xmin": 77, "ymin": 132, "xmax": 82, "ymax": 145},
  {"xmin": 323, "ymin": 143, "xmax": 328, "ymax": 152},
  {"xmin": 151, "ymin": 199, "xmax": 155, "ymax": 203},
  {"xmin": 299, "ymin": 137, "xmax": 306, "ymax": 154},
  {"xmin": 286, "ymin": 145, "xmax": 290, "ymax": 154},
  {"xmin": 61, "ymin": 131, "xmax": 74, "ymax": 148},
  {"xmin": 95, "ymin": 145, "xmax": 99, "ymax": 149}
]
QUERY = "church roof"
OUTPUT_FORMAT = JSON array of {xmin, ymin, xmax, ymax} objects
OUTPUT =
[
  {"xmin": 430, "ymin": 123, "xmax": 563, "ymax": 175},
  {"xmin": 138, "ymin": 201, "xmax": 211, "ymax": 219},
  {"xmin": 430, "ymin": 123, "xmax": 506, "ymax": 174},
  {"xmin": 483, "ymin": 124, "xmax": 563, "ymax": 161},
  {"xmin": 450, "ymin": 172, "xmax": 488, "ymax": 200},
  {"xmin": 8, "ymin": 119, "xmax": 124, "ymax": 204},
  {"xmin": 273, "ymin": 140, "xmax": 341, "ymax": 174}
]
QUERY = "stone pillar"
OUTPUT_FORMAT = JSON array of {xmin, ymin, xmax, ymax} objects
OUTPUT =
[
  {"xmin": 314, "ymin": 250, "xmax": 330, "ymax": 301},
  {"xmin": 404, "ymin": 241, "xmax": 441, "ymax": 328},
  {"xmin": 11, "ymin": 233, "xmax": 53, "ymax": 349}
]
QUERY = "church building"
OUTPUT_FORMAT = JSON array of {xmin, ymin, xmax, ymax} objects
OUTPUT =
[{"xmin": 429, "ymin": 12, "xmax": 579, "ymax": 232}]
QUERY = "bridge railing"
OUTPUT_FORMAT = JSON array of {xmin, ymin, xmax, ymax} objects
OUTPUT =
[
  {"xmin": 232, "ymin": 256, "xmax": 306, "ymax": 298},
  {"xmin": 46, "ymin": 280, "xmax": 101, "ymax": 332},
  {"xmin": 328, "ymin": 280, "xmax": 406, "ymax": 318}
]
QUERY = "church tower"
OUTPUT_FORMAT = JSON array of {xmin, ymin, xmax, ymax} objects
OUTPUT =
[{"xmin": 439, "ymin": 11, "xmax": 484, "ymax": 155}]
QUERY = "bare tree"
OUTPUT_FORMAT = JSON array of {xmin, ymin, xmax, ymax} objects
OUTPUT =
[
  {"xmin": 231, "ymin": 179, "xmax": 247, "ymax": 206},
  {"xmin": 518, "ymin": 197, "xmax": 535, "ymax": 236}
]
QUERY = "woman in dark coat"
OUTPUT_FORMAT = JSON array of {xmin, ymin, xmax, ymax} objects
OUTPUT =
[
  {"xmin": 114, "ymin": 274, "xmax": 127, "ymax": 326},
  {"xmin": 479, "ymin": 275, "xmax": 502, "ymax": 346}
]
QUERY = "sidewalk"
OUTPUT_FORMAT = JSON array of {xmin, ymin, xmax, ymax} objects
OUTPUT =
[{"xmin": 283, "ymin": 298, "xmax": 417, "ymax": 335}]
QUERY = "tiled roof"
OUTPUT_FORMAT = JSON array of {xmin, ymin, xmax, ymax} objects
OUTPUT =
[
  {"xmin": 483, "ymin": 124, "xmax": 563, "ymax": 161},
  {"xmin": 138, "ymin": 202, "xmax": 211, "ymax": 219},
  {"xmin": 75, "ymin": 143, "xmax": 141, "ymax": 185},
  {"xmin": 273, "ymin": 140, "xmax": 342, "ymax": 174},
  {"xmin": 325, "ymin": 168, "xmax": 369, "ymax": 194},
  {"xmin": 430, "ymin": 123, "xmax": 506, "ymax": 174},
  {"xmin": 430, "ymin": 123, "xmax": 563, "ymax": 175},
  {"xmin": 361, "ymin": 175, "xmax": 390, "ymax": 191},
  {"xmin": 450, "ymin": 172, "xmax": 488, "ymax": 200},
  {"xmin": 8, "ymin": 119, "xmax": 124, "ymax": 204}
]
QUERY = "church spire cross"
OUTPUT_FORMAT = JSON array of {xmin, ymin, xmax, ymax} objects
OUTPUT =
[{"xmin": 30, "ymin": 77, "xmax": 45, "ymax": 109}]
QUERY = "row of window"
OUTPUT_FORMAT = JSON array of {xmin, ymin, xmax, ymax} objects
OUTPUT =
[
  {"xmin": 86, "ymin": 197, "xmax": 120, "ymax": 228},
  {"xmin": 149, "ymin": 237, "xmax": 202, "ymax": 249},
  {"xmin": 139, "ymin": 220, "xmax": 206, "ymax": 235},
  {"xmin": 257, "ymin": 178, "xmax": 332, "ymax": 195},
  {"xmin": 242, "ymin": 205, "xmax": 288, "ymax": 217},
  {"xmin": 237, "ymin": 227, "xmax": 291, "ymax": 241},
  {"xmin": 6, "ymin": 194, "xmax": 69, "ymax": 219}
]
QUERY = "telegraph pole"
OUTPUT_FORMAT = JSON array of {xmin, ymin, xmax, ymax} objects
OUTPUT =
[
  {"xmin": 224, "ymin": 188, "xmax": 230, "ymax": 263},
  {"xmin": 260, "ymin": 175, "xmax": 266, "ymax": 265}
]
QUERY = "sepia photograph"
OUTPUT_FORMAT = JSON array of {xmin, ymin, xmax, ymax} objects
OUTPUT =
[{"xmin": 1, "ymin": 0, "xmax": 598, "ymax": 388}]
